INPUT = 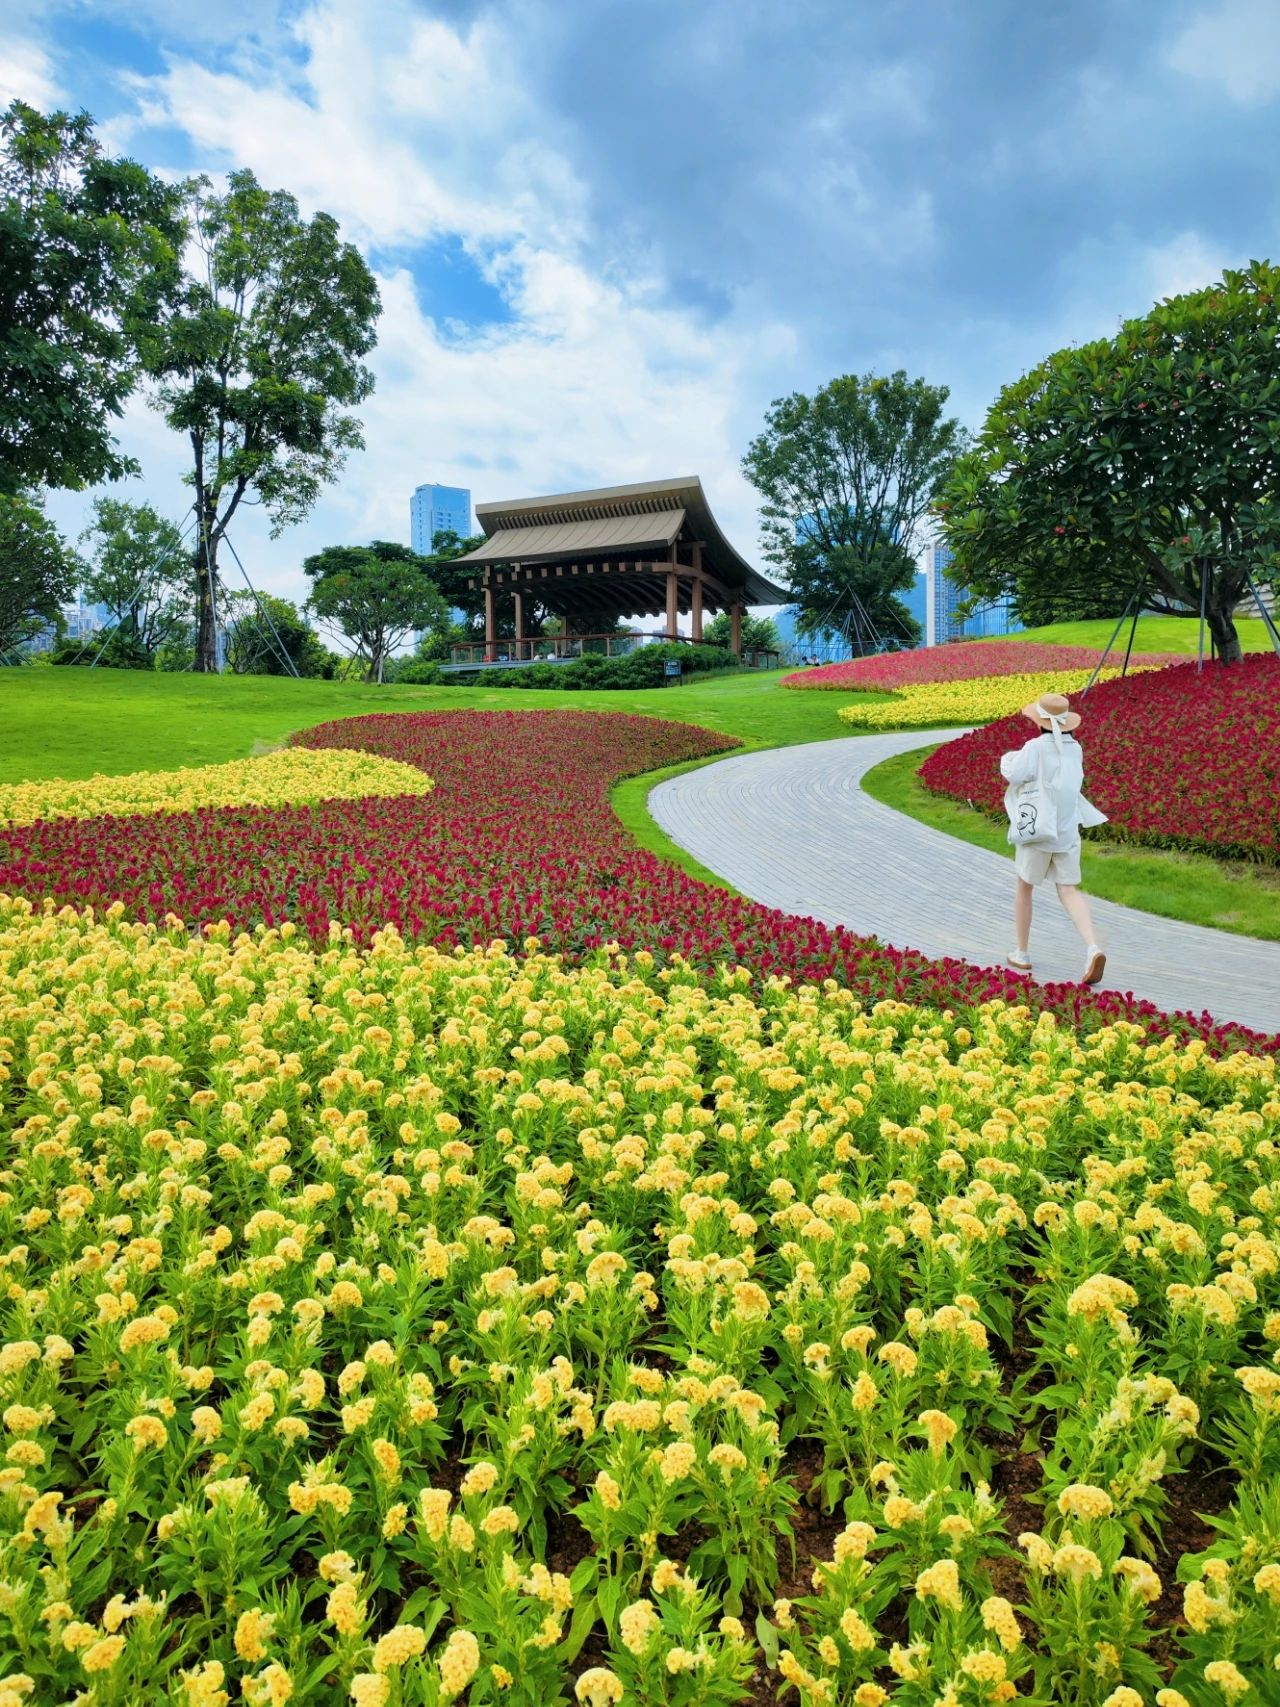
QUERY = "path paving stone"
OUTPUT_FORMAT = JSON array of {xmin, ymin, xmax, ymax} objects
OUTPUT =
[{"xmin": 650, "ymin": 729, "xmax": 1280, "ymax": 1036}]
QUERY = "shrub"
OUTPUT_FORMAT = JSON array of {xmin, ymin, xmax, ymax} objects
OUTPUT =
[
  {"xmin": 386, "ymin": 658, "xmax": 443, "ymax": 685},
  {"xmin": 451, "ymin": 643, "xmax": 739, "ymax": 690}
]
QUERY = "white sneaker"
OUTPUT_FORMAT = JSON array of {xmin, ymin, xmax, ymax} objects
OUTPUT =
[
  {"xmin": 1006, "ymin": 949, "xmax": 1033, "ymax": 974},
  {"xmin": 1082, "ymin": 945, "xmax": 1107, "ymax": 986}
]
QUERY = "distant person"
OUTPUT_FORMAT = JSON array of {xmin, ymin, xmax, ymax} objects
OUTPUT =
[{"xmin": 1000, "ymin": 691, "xmax": 1108, "ymax": 985}]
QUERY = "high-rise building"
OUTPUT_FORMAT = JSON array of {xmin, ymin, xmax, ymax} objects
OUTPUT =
[
  {"xmin": 923, "ymin": 544, "xmax": 964, "ymax": 647},
  {"xmin": 770, "ymin": 605, "xmax": 847, "ymax": 664},
  {"xmin": 967, "ymin": 594, "xmax": 1024, "ymax": 639},
  {"xmin": 902, "ymin": 572, "xmax": 927, "ymax": 645},
  {"xmin": 410, "ymin": 483, "xmax": 472, "ymax": 556}
]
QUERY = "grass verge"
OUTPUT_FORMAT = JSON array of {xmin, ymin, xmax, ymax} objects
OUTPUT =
[
  {"xmin": 862, "ymin": 744, "xmax": 1280, "ymax": 942},
  {"xmin": 975, "ymin": 613, "xmax": 1276, "ymax": 654},
  {"xmin": 0, "ymin": 666, "xmax": 873, "ymax": 785}
]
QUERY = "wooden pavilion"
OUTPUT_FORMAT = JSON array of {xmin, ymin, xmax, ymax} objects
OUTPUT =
[{"xmin": 451, "ymin": 476, "xmax": 789, "ymax": 664}]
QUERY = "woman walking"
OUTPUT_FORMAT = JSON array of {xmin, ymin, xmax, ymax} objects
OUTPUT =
[{"xmin": 1000, "ymin": 690, "xmax": 1108, "ymax": 985}]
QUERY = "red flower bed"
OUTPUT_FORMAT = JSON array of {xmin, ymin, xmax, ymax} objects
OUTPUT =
[
  {"xmin": 785, "ymin": 640, "xmax": 1179, "ymax": 691},
  {"xmin": 0, "ymin": 709, "xmax": 1271, "ymax": 1054},
  {"xmin": 919, "ymin": 655, "xmax": 1280, "ymax": 863}
]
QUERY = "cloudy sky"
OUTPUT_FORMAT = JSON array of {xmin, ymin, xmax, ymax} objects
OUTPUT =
[{"xmin": 4, "ymin": 0, "xmax": 1279, "ymax": 605}]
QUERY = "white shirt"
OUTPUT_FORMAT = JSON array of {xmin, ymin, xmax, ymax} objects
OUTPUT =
[{"xmin": 999, "ymin": 731, "xmax": 1108, "ymax": 852}]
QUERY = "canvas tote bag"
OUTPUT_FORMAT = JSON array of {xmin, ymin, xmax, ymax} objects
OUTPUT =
[{"xmin": 1005, "ymin": 730, "xmax": 1061, "ymax": 847}]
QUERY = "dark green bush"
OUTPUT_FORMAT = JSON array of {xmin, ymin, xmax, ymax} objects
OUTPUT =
[
  {"xmin": 446, "ymin": 643, "xmax": 739, "ymax": 691},
  {"xmin": 388, "ymin": 658, "xmax": 443, "ymax": 685}
]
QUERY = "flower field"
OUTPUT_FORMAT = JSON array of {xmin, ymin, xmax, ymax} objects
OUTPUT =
[
  {"xmin": 0, "ymin": 750, "xmax": 436, "ymax": 830},
  {"xmin": 919, "ymin": 656, "xmax": 1280, "ymax": 864},
  {"xmin": 0, "ymin": 898, "xmax": 1278, "ymax": 1705},
  {"xmin": 785, "ymin": 643, "xmax": 1177, "ymax": 693},
  {"xmin": 2, "ymin": 704, "xmax": 1280, "ymax": 1705},
  {"xmin": 0, "ymin": 710, "xmax": 1268, "ymax": 1055},
  {"xmin": 835, "ymin": 670, "xmax": 1152, "ymax": 732}
]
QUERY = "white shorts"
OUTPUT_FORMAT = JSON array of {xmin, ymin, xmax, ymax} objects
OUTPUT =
[{"xmin": 1014, "ymin": 840, "xmax": 1082, "ymax": 887}]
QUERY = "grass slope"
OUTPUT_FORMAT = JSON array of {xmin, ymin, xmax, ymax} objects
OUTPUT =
[
  {"xmin": 977, "ymin": 613, "xmax": 1276, "ymax": 654},
  {"xmin": 863, "ymin": 744, "xmax": 1280, "ymax": 942},
  {"xmin": 0, "ymin": 666, "xmax": 876, "ymax": 786}
]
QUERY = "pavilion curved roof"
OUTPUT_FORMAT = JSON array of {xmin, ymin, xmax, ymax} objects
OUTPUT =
[{"xmin": 455, "ymin": 476, "xmax": 789, "ymax": 605}]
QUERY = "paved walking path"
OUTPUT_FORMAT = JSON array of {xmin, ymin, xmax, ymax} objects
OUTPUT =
[{"xmin": 650, "ymin": 729, "xmax": 1280, "ymax": 1036}]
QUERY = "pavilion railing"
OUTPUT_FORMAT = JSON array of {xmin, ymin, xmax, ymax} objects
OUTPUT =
[{"xmin": 447, "ymin": 631, "xmax": 780, "ymax": 670}]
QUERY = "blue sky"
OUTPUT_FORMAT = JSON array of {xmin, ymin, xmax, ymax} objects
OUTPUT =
[{"xmin": 4, "ymin": 0, "xmax": 1280, "ymax": 604}]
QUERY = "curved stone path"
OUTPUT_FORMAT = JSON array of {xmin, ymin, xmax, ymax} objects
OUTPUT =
[{"xmin": 650, "ymin": 729, "xmax": 1280, "ymax": 1036}]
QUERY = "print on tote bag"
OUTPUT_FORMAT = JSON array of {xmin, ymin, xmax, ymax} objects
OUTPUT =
[{"xmin": 1006, "ymin": 743, "xmax": 1059, "ymax": 847}]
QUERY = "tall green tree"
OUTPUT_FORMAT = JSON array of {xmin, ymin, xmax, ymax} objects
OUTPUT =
[
  {"xmin": 224, "ymin": 590, "xmax": 330, "ymax": 677},
  {"xmin": 939, "ymin": 260, "xmax": 1280, "ymax": 664},
  {"xmin": 702, "ymin": 610, "xmax": 780, "ymax": 653},
  {"xmin": 0, "ymin": 493, "xmax": 79, "ymax": 653},
  {"xmin": 0, "ymin": 102, "xmax": 183, "ymax": 496},
  {"xmin": 742, "ymin": 371, "xmax": 964, "ymax": 647},
  {"xmin": 141, "ymin": 170, "xmax": 381, "ymax": 671},
  {"xmin": 77, "ymin": 497, "xmax": 191, "ymax": 663},
  {"xmin": 304, "ymin": 541, "xmax": 447, "ymax": 682}
]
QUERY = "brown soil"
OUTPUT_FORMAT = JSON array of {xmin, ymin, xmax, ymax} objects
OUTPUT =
[{"xmin": 1147, "ymin": 1461, "xmax": 1237, "ymax": 1671}]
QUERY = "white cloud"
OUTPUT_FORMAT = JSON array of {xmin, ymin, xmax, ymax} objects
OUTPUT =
[
  {"xmin": 44, "ymin": 0, "xmax": 796, "ymax": 612},
  {"xmin": 0, "ymin": 33, "xmax": 61, "ymax": 108},
  {"xmin": 1166, "ymin": 0, "xmax": 1280, "ymax": 103},
  {"xmin": 115, "ymin": 4, "xmax": 584, "ymax": 255},
  {"xmin": 1143, "ymin": 230, "xmax": 1230, "ymax": 300}
]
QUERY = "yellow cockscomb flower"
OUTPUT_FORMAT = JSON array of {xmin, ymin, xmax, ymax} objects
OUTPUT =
[
  {"xmin": 837, "ymin": 667, "xmax": 1155, "ymax": 731},
  {"xmin": 0, "ymin": 748, "xmax": 434, "ymax": 829}
]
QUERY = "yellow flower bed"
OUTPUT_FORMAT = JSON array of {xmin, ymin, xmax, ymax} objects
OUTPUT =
[
  {"xmin": 836, "ymin": 666, "xmax": 1157, "ymax": 729},
  {"xmin": 0, "ymin": 894, "xmax": 1277, "ymax": 1698},
  {"xmin": 0, "ymin": 747, "xmax": 434, "ymax": 828}
]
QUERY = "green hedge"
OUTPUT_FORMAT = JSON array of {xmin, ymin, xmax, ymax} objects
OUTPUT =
[{"xmin": 452, "ymin": 642, "xmax": 740, "ymax": 691}]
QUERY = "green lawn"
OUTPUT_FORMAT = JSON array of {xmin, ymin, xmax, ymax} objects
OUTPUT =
[
  {"xmin": 0, "ymin": 665, "xmax": 866, "ymax": 786},
  {"xmin": 5, "ymin": 662, "xmax": 1276, "ymax": 940},
  {"xmin": 862, "ymin": 744, "xmax": 1280, "ymax": 942},
  {"xmin": 978, "ymin": 613, "xmax": 1276, "ymax": 655}
]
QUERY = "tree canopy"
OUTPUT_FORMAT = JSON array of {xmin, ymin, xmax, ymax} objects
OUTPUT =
[
  {"xmin": 0, "ymin": 493, "xmax": 79, "ymax": 654},
  {"xmin": 0, "ymin": 102, "xmax": 183, "ymax": 497},
  {"xmin": 702, "ymin": 610, "xmax": 780, "ymax": 654},
  {"xmin": 141, "ymin": 169, "xmax": 381, "ymax": 670},
  {"xmin": 225, "ymin": 591, "xmax": 330, "ymax": 677},
  {"xmin": 742, "ymin": 371, "xmax": 964, "ymax": 649},
  {"xmin": 939, "ymin": 259, "xmax": 1280, "ymax": 663},
  {"xmin": 76, "ymin": 497, "xmax": 191, "ymax": 664},
  {"xmin": 304, "ymin": 541, "xmax": 447, "ymax": 682}
]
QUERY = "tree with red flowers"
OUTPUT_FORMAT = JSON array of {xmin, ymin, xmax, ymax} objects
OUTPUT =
[{"xmin": 939, "ymin": 260, "xmax": 1280, "ymax": 663}]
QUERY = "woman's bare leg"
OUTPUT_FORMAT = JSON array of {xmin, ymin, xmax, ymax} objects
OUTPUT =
[
  {"xmin": 1056, "ymin": 883, "xmax": 1098, "ymax": 946},
  {"xmin": 1015, "ymin": 878, "xmax": 1034, "ymax": 954}
]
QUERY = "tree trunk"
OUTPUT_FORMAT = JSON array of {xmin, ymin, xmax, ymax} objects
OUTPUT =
[
  {"xmin": 193, "ymin": 527, "xmax": 221, "ymax": 673},
  {"xmin": 1206, "ymin": 575, "xmax": 1244, "ymax": 665}
]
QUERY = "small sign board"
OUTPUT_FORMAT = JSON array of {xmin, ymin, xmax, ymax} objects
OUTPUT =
[{"xmin": 663, "ymin": 658, "xmax": 683, "ymax": 682}]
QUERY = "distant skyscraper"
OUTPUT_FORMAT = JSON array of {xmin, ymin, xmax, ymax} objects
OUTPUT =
[
  {"xmin": 923, "ymin": 544, "xmax": 964, "ymax": 647},
  {"xmin": 410, "ymin": 483, "xmax": 472, "ymax": 555},
  {"xmin": 771, "ymin": 605, "xmax": 846, "ymax": 663},
  {"xmin": 902, "ymin": 572, "xmax": 927, "ymax": 646},
  {"xmin": 968, "ymin": 594, "xmax": 1024, "ymax": 639}
]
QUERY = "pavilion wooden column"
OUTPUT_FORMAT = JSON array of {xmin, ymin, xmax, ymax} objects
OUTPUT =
[
  {"xmin": 665, "ymin": 569, "xmax": 680, "ymax": 640},
  {"xmin": 513, "ymin": 590, "xmax": 525, "ymax": 660},
  {"xmin": 690, "ymin": 575, "xmax": 703, "ymax": 642},
  {"xmin": 730, "ymin": 601, "xmax": 742, "ymax": 657},
  {"xmin": 484, "ymin": 578, "xmax": 496, "ymax": 662}
]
